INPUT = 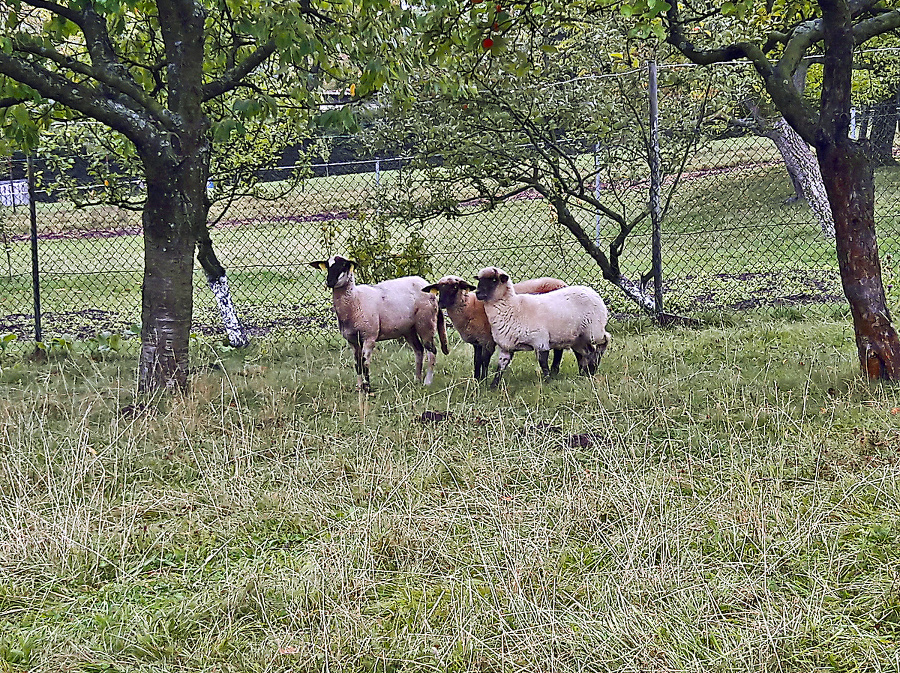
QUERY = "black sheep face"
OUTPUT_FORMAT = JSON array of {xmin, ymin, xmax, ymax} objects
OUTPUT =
[
  {"xmin": 474, "ymin": 268, "xmax": 508, "ymax": 302},
  {"xmin": 423, "ymin": 277, "xmax": 476, "ymax": 309},
  {"xmin": 309, "ymin": 256, "xmax": 356, "ymax": 289}
]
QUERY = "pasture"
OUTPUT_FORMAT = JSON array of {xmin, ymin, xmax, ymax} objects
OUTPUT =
[{"xmin": 1, "ymin": 305, "xmax": 899, "ymax": 671}]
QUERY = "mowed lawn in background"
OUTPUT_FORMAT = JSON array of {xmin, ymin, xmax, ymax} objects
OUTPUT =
[
  {"xmin": 2, "ymin": 134, "xmax": 900, "ymax": 342},
  {"xmin": 1, "ymin": 307, "xmax": 899, "ymax": 671}
]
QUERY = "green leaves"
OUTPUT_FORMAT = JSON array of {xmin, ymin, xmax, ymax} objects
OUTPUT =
[
  {"xmin": 0, "ymin": 333, "xmax": 17, "ymax": 355},
  {"xmin": 212, "ymin": 118, "xmax": 246, "ymax": 143},
  {"xmin": 620, "ymin": 0, "xmax": 671, "ymax": 19},
  {"xmin": 316, "ymin": 108, "xmax": 359, "ymax": 133},
  {"xmin": 0, "ymin": 103, "xmax": 41, "ymax": 152},
  {"xmin": 619, "ymin": 0, "xmax": 671, "ymax": 39},
  {"xmin": 359, "ymin": 58, "xmax": 389, "ymax": 95}
]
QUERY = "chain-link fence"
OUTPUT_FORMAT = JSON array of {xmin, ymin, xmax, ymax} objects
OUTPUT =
[{"xmin": 2, "ymin": 74, "xmax": 900, "ymax": 350}]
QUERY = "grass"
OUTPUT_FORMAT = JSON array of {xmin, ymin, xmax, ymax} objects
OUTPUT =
[{"xmin": 1, "ymin": 306, "xmax": 899, "ymax": 671}]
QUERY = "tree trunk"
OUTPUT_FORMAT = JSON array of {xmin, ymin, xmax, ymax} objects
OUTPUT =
[
  {"xmin": 135, "ymin": 0, "xmax": 210, "ymax": 393},
  {"xmin": 768, "ymin": 118, "xmax": 836, "ymax": 238},
  {"xmin": 543, "ymin": 190, "xmax": 693, "ymax": 323},
  {"xmin": 816, "ymin": 139, "xmax": 900, "ymax": 380},
  {"xmin": 866, "ymin": 97, "xmax": 898, "ymax": 167},
  {"xmin": 197, "ymin": 231, "xmax": 250, "ymax": 347},
  {"xmin": 138, "ymin": 168, "xmax": 199, "ymax": 393}
]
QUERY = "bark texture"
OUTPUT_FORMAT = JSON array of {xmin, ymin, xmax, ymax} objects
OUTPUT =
[
  {"xmin": 136, "ymin": 0, "xmax": 209, "ymax": 393},
  {"xmin": 139, "ymin": 169, "xmax": 198, "ymax": 392},
  {"xmin": 817, "ymin": 139, "xmax": 900, "ymax": 379},
  {"xmin": 768, "ymin": 119, "xmax": 836, "ymax": 238}
]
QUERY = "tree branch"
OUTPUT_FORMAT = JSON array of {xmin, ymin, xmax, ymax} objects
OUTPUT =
[
  {"xmin": 818, "ymin": 0, "xmax": 855, "ymax": 141},
  {"xmin": 203, "ymin": 40, "xmax": 278, "ymax": 101},
  {"xmin": 666, "ymin": 0, "xmax": 819, "ymax": 142},
  {"xmin": 11, "ymin": 38, "xmax": 179, "ymax": 132},
  {"xmin": 0, "ymin": 52, "xmax": 166, "ymax": 155},
  {"xmin": 0, "ymin": 96, "xmax": 29, "ymax": 109},
  {"xmin": 21, "ymin": 0, "xmax": 81, "ymax": 25}
]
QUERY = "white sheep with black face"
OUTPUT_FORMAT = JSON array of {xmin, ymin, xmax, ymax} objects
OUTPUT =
[
  {"xmin": 310, "ymin": 256, "xmax": 448, "ymax": 391},
  {"xmin": 474, "ymin": 266, "xmax": 611, "ymax": 388},
  {"xmin": 422, "ymin": 275, "xmax": 569, "ymax": 380}
]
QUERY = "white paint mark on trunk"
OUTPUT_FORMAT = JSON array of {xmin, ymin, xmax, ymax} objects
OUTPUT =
[{"xmin": 209, "ymin": 275, "xmax": 249, "ymax": 347}]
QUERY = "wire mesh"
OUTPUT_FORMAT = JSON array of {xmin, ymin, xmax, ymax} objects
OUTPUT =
[{"xmin": 1, "ymin": 80, "xmax": 899, "ymax": 348}]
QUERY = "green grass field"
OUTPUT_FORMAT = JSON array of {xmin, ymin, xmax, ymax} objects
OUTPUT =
[{"xmin": 1, "ymin": 307, "xmax": 899, "ymax": 672}]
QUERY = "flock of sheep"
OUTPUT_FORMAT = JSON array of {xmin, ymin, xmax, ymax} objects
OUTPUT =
[{"xmin": 309, "ymin": 255, "xmax": 612, "ymax": 391}]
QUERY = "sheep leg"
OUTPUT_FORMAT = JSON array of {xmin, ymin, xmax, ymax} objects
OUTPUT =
[
  {"xmin": 474, "ymin": 343, "xmax": 493, "ymax": 380},
  {"xmin": 490, "ymin": 350, "xmax": 514, "ymax": 389},
  {"xmin": 585, "ymin": 346, "xmax": 600, "ymax": 375},
  {"xmin": 348, "ymin": 335, "xmax": 369, "ymax": 391},
  {"xmin": 537, "ymin": 350, "xmax": 552, "ymax": 378},
  {"xmin": 422, "ymin": 338, "xmax": 437, "ymax": 386},
  {"xmin": 574, "ymin": 349, "xmax": 589, "ymax": 376},
  {"xmin": 576, "ymin": 346, "xmax": 598, "ymax": 376},
  {"xmin": 481, "ymin": 344, "xmax": 496, "ymax": 380},
  {"xmin": 405, "ymin": 333, "xmax": 426, "ymax": 383},
  {"xmin": 415, "ymin": 320, "xmax": 438, "ymax": 386},
  {"xmin": 473, "ymin": 344, "xmax": 485, "ymax": 380},
  {"xmin": 359, "ymin": 338, "xmax": 376, "ymax": 390},
  {"xmin": 424, "ymin": 349, "xmax": 436, "ymax": 385},
  {"xmin": 550, "ymin": 349, "xmax": 563, "ymax": 377}
]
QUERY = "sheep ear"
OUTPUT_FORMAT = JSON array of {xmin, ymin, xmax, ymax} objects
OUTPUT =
[
  {"xmin": 422, "ymin": 284, "xmax": 440, "ymax": 295},
  {"xmin": 499, "ymin": 273, "xmax": 509, "ymax": 283},
  {"xmin": 460, "ymin": 281, "xmax": 476, "ymax": 292},
  {"xmin": 309, "ymin": 260, "xmax": 328, "ymax": 271}
]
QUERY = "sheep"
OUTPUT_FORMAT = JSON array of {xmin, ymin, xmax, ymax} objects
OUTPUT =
[
  {"xmin": 422, "ymin": 275, "xmax": 569, "ymax": 380},
  {"xmin": 474, "ymin": 266, "xmax": 611, "ymax": 388},
  {"xmin": 310, "ymin": 256, "xmax": 449, "ymax": 391}
]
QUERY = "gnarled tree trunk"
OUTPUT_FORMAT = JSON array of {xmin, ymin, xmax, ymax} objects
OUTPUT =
[
  {"xmin": 817, "ymin": 138, "xmax": 900, "ymax": 379},
  {"xmin": 545, "ymin": 191, "xmax": 691, "ymax": 324},
  {"xmin": 767, "ymin": 118, "xmax": 836, "ymax": 238},
  {"xmin": 137, "ymin": 0, "xmax": 209, "ymax": 393}
]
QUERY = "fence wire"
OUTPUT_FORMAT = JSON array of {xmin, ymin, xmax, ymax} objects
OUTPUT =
[{"xmin": 1, "ymin": 99, "xmax": 899, "ymax": 349}]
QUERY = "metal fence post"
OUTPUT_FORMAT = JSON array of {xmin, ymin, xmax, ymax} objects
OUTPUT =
[
  {"xmin": 594, "ymin": 143, "xmax": 601, "ymax": 246},
  {"xmin": 648, "ymin": 59, "xmax": 664, "ymax": 314},
  {"xmin": 375, "ymin": 157, "xmax": 381, "ymax": 218},
  {"xmin": 27, "ymin": 156, "xmax": 42, "ymax": 343}
]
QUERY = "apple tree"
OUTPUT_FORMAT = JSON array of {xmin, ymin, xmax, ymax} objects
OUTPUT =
[
  {"xmin": 0, "ymin": 0, "xmax": 410, "ymax": 392},
  {"xmin": 369, "ymin": 13, "xmax": 716, "ymax": 320},
  {"xmin": 410, "ymin": 0, "xmax": 900, "ymax": 379},
  {"xmin": 647, "ymin": 0, "xmax": 900, "ymax": 378}
]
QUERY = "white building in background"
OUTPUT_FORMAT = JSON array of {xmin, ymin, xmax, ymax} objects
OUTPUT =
[{"xmin": 0, "ymin": 179, "xmax": 28, "ymax": 207}]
